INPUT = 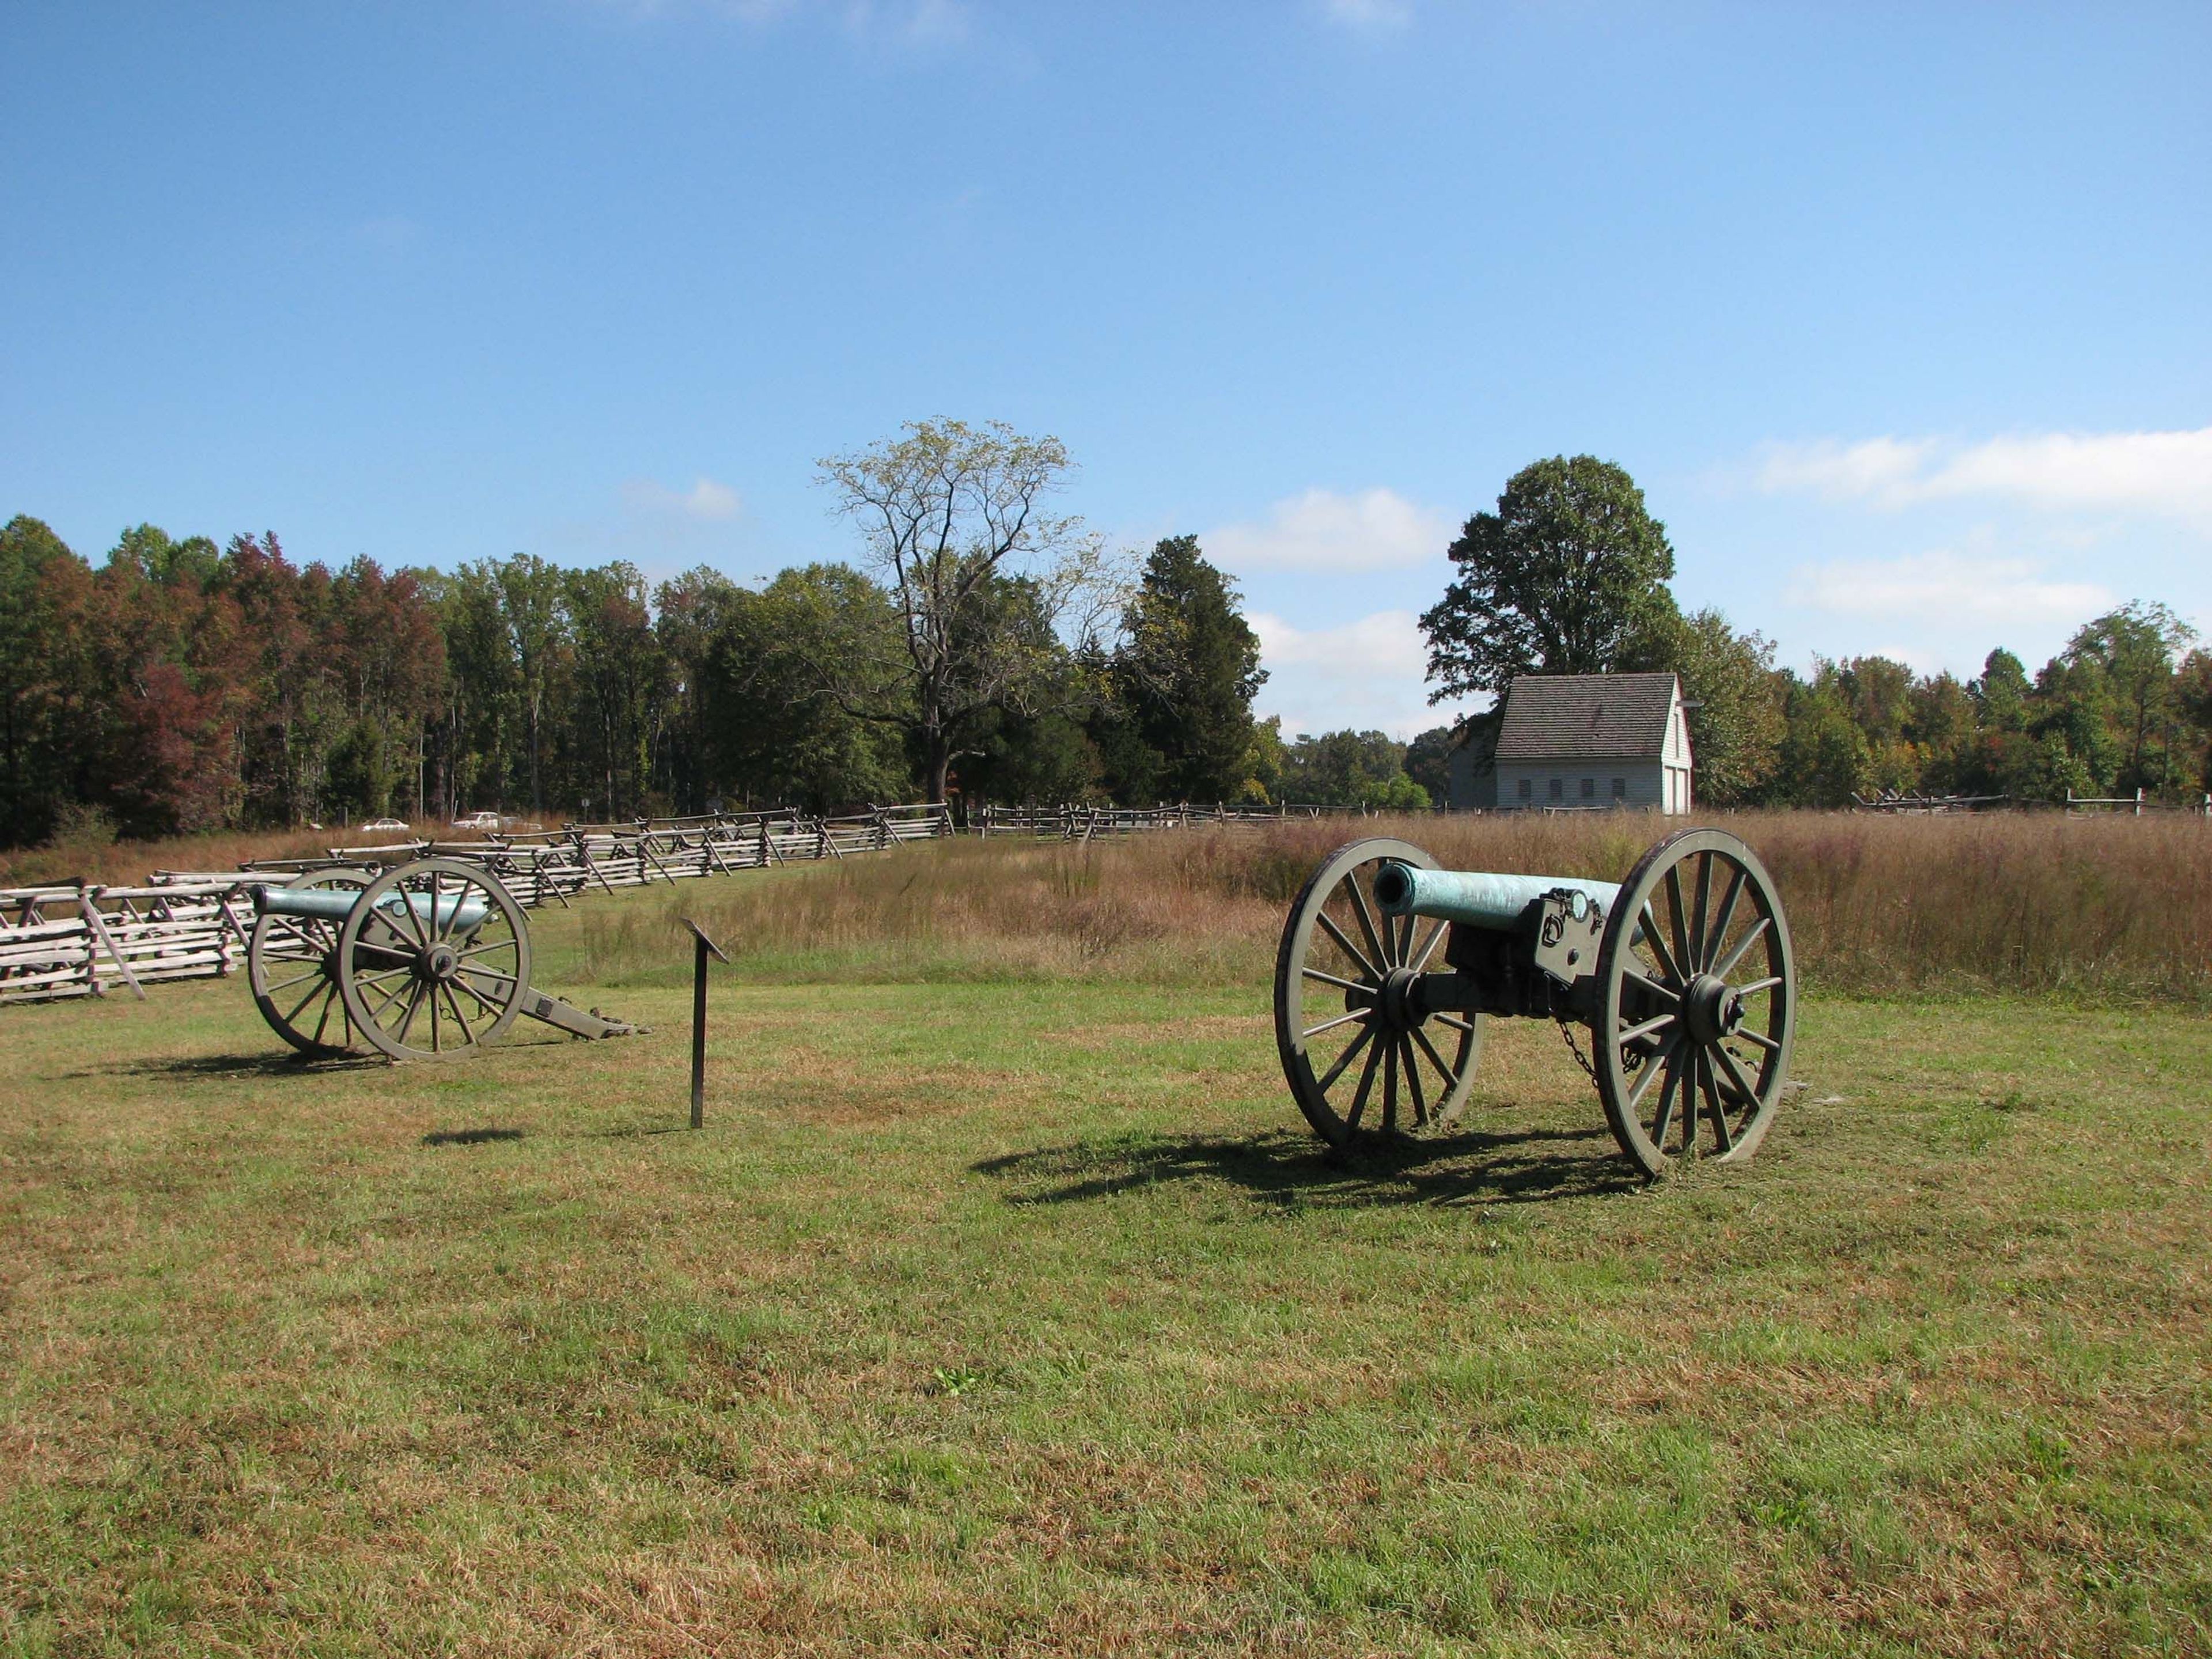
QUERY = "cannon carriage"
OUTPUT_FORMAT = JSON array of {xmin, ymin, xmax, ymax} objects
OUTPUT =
[
  {"xmin": 247, "ymin": 857, "xmax": 639, "ymax": 1062},
  {"xmin": 1274, "ymin": 827, "xmax": 1795, "ymax": 1177}
]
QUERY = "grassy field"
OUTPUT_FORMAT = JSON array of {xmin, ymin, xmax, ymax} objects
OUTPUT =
[{"xmin": 3, "ymin": 835, "xmax": 2210, "ymax": 1655}]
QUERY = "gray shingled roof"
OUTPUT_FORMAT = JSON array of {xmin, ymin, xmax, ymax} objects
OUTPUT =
[{"xmin": 1493, "ymin": 672, "xmax": 1679, "ymax": 762}]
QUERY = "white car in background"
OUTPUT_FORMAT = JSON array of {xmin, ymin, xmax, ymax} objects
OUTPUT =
[
  {"xmin": 359, "ymin": 817, "xmax": 411, "ymax": 834},
  {"xmin": 451, "ymin": 810, "xmax": 502, "ymax": 832}
]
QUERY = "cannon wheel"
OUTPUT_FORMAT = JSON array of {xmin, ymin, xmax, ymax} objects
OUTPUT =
[
  {"xmin": 248, "ymin": 867, "xmax": 372, "ymax": 1058},
  {"xmin": 1274, "ymin": 838, "xmax": 1483, "ymax": 1149},
  {"xmin": 336, "ymin": 858, "xmax": 532, "ymax": 1062},
  {"xmin": 1594, "ymin": 827, "xmax": 1795, "ymax": 1178}
]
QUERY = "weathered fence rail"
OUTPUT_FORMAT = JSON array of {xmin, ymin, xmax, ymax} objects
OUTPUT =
[
  {"xmin": 2065, "ymin": 788, "xmax": 2212, "ymax": 817},
  {"xmin": 1, "ymin": 805, "xmax": 956, "ymax": 1007},
  {"xmin": 971, "ymin": 802, "xmax": 1369, "ymax": 839}
]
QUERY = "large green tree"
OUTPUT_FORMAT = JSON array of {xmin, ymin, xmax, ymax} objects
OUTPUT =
[
  {"xmin": 1105, "ymin": 536, "xmax": 1265, "ymax": 803},
  {"xmin": 1421, "ymin": 455, "xmax": 1679, "ymax": 701},
  {"xmin": 702, "ymin": 565, "xmax": 915, "ymax": 810},
  {"xmin": 816, "ymin": 420, "xmax": 1112, "ymax": 804},
  {"xmin": 2062, "ymin": 601, "xmax": 2198, "ymax": 794}
]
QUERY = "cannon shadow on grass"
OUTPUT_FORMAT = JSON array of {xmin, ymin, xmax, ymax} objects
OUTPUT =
[
  {"xmin": 66, "ymin": 1051, "xmax": 387, "ymax": 1081},
  {"xmin": 974, "ymin": 1123, "xmax": 1639, "ymax": 1210},
  {"xmin": 421, "ymin": 1126, "xmax": 527, "ymax": 1147}
]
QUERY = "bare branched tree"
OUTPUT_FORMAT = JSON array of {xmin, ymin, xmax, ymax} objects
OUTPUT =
[{"xmin": 816, "ymin": 419, "xmax": 1118, "ymax": 802}]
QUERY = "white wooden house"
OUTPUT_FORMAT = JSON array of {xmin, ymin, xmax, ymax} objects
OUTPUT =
[{"xmin": 1446, "ymin": 672, "xmax": 1694, "ymax": 812}]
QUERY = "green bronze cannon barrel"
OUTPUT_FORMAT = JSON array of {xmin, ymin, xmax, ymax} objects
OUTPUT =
[
  {"xmin": 1370, "ymin": 863, "xmax": 1620, "ymax": 930},
  {"xmin": 252, "ymin": 883, "xmax": 490, "ymax": 932}
]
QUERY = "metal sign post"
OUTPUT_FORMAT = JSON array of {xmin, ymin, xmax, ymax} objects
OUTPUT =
[{"xmin": 680, "ymin": 917, "xmax": 730, "ymax": 1129}]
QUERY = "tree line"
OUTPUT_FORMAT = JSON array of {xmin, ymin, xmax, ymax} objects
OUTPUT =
[
  {"xmin": 0, "ymin": 423, "xmax": 1279, "ymax": 848},
  {"xmin": 6, "ymin": 435, "xmax": 2206, "ymax": 850}
]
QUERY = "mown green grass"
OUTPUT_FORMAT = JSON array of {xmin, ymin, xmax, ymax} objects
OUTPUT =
[{"xmin": 3, "ymin": 868, "xmax": 2209, "ymax": 1656}]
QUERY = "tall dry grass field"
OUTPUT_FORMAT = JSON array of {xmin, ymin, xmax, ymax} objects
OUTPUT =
[{"xmin": 577, "ymin": 812, "xmax": 2212, "ymax": 1003}]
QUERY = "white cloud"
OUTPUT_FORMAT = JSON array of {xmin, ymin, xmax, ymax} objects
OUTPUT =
[
  {"xmin": 1207, "ymin": 487, "xmax": 1452, "ymax": 574},
  {"xmin": 1320, "ymin": 0, "xmax": 1412, "ymax": 30},
  {"xmin": 1783, "ymin": 547, "xmax": 2113, "ymax": 630},
  {"xmin": 1752, "ymin": 426, "xmax": 2212, "ymax": 528},
  {"xmin": 622, "ymin": 476, "xmax": 742, "ymax": 521},
  {"xmin": 1249, "ymin": 609, "xmax": 1468, "ymax": 740}
]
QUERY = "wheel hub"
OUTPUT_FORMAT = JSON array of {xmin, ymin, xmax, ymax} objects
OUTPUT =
[
  {"xmin": 1373, "ymin": 965, "xmax": 1421, "ymax": 1031},
  {"xmin": 417, "ymin": 942, "xmax": 460, "ymax": 983},
  {"xmin": 1682, "ymin": 973, "xmax": 1744, "ymax": 1044}
]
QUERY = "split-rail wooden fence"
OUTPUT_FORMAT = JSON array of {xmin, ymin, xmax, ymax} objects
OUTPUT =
[{"xmin": 0, "ymin": 804, "xmax": 952, "ymax": 1007}]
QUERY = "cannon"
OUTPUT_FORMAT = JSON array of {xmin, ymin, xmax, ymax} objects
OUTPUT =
[
  {"xmin": 1272, "ymin": 827, "xmax": 1795, "ymax": 1177},
  {"xmin": 247, "ymin": 857, "xmax": 641, "ymax": 1062}
]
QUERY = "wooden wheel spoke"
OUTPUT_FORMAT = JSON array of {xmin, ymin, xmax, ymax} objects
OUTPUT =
[
  {"xmin": 391, "ymin": 982, "xmax": 426, "ymax": 1044},
  {"xmin": 279, "ymin": 978, "xmax": 328, "ymax": 1029},
  {"xmin": 1639, "ymin": 904, "xmax": 1684, "ymax": 987},
  {"xmin": 1688, "ymin": 853, "xmax": 1714, "ymax": 973},
  {"xmin": 442, "ymin": 983, "xmax": 479, "ymax": 1044},
  {"xmin": 1346, "ymin": 874, "xmax": 1391, "ymax": 971},
  {"xmin": 1303, "ymin": 1008, "xmax": 1370, "ymax": 1040},
  {"xmin": 1681, "ymin": 1050, "xmax": 1705, "ymax": 1153},
  {"xmin": 1408, "ymin": 918, "xmax": 1447, "ymax": 974},
  {"xmin": 1662, "ymin": 865, "xmax": 1694, "ymax": 986},
  {"xmin": 1623, "ymin": 969, "xmax": 1680, "ymax": 1005},
  {"xmin": 1626, "ymin": 1033, "xmax": 1678, "ymax": 1114},
  {"xmin": 1399, "ymin": 1035, "xmax": 1428, "ymax": 1127},
  {"xmin": 1705, "ymin": 866, "xmax": 1747, "ymax": 976},
  {"xmin": 1710, "ymin": 914, "xmax": 1771, "ymax": 980},
  {"xmin": 1315, "ymin": 910, "xmax": 1381, "ymax": 983},
  {"xmin": 364, "ymin": 973, "xmax": 412, "ymax": 1025},
  {"xmin": 1344, "ymin": 1039, "xmax": 1384, "ymax": 1131},
  {"xmin": 361, "ymin": 911, "xmax": 415, "ymax": 957},
  {"xmin": 1381, "ymin": 1040, "xmax": 1399, "ymax": 1131},
  {"xmin": 1410, "ymin": 1023, "xmax": 1460, "ymax": 1094},
  {"xmin": 262, "ymin": 967, "xmax": 324, "ymax": 997},
  {"xmin": 1617, "ymin": 1011, "xmax": 1676, "ymax": 1047},
  {"xmin": 1712, "ymin": 1040, "xmax": 1764, "ymax": 1119},
  {"xmin": 1302, "ymin": 966, "xmax": 1374, "ymax": 997},
  {"xmin": 1648, "ymin": 1050, "xmax": 1683, "ymax": 1146},
  {"xmin": 450, "ymin": 972, "xmax": 515, "ymax": 1018},
  {"xmin": 387, "ymin": 888, "xmax": 432, "ymax": 952},
  {"xmin": 310, "ymin": 985, "xmax": 340, "ymax": 1046},
  {"xmin": 1699, "ymin": 1047, "xmax": 1735, "ymax": 1152},
  {"xmin": 1433, "ymin": 1012, "xmax": 1474, "ymax": 1033},
  {"xmin": 1736, "ymin": 1027, "xmax": 1781, "ymax": 1053},
  {"xmin": 457, "ymin": 937, "xmax": 519, "ymax": 961},
  {"xmin": 1732, "ymin": 975, "xmax": 1783, "ymax": 998},
  {"xmin": 1315, "ymin": 1023, "xmax": 1376, "ymax": 1094}
]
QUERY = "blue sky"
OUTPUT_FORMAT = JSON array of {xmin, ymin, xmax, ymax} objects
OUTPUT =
[{"xmin": 5, "ymin": 1, "xmax": 2206, "ymax": 740}]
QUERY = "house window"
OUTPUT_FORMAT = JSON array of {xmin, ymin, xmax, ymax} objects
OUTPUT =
[
  {"xmin": 1611, "ymin": 778, "xmax": 1626, "ymax": 799},
  {"xmin": 1580, "ymin": 778, "xmax": 1595, "ymax": 800},
  {"xmin": 1548, "ymin": 777, "xmax": 1563, "ymax": 801},
  {"xmin": 1516, "ymin": 778, "xmax": 1532, "ymax": 801}
]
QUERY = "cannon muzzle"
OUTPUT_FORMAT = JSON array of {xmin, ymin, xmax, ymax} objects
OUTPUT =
[
  {"xmin": 1371, "ymin": 863, "xmax": 1620, "ymax": 930},
  {"xmin": 253, "ymin": 884, "xmax": 490, "ymax": 932}
]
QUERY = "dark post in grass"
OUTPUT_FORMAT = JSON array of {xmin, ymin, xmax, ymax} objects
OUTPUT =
[{"xmin": 680, "ymin": 917, "xmax": 730, "ymax": 1130}]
